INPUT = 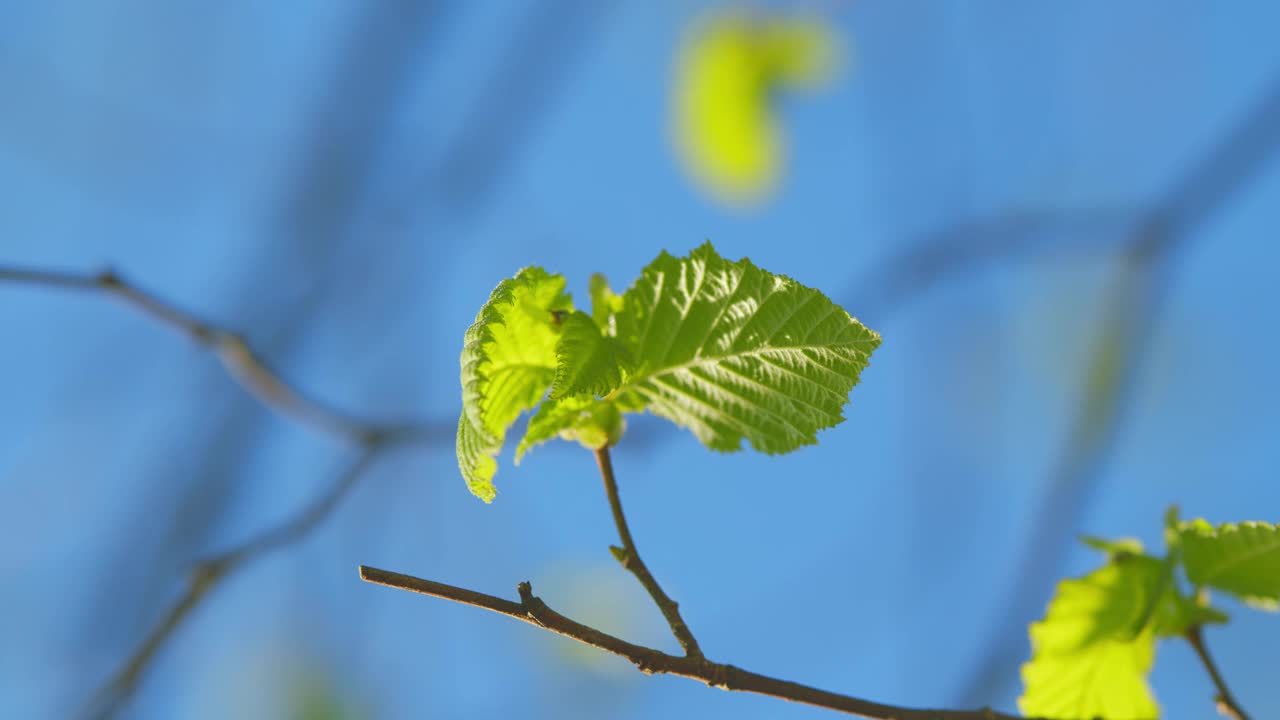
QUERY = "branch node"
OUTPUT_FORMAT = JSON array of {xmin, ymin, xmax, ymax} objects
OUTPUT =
[
  {"xmin": 213, "ymin": 331, "xmax": 250, "ymax": 359},
  {"xmin": 516, "ymin": 581, "xmax": 553, "ymax": 627},
  {"xmin": 706, "ymin": 662, "xmax": 739, "ymax": 691},
  {"xmin": 95, "ymin": 268, "xmax": 122, "ymax": 287},
  {"xmin": 632, "ymin": 652, "xmax": 661, "ymax": 675},
  {"xmin": 608, "ymin": 544, "xmax": 629, "ymax": 565},
  {"xmin": 359, "ymin": 426, "xmax": 390, "ymax": 448},
  {"xmin": 189, "ymin": 558, "xmax": 226, "ymax": 591}
]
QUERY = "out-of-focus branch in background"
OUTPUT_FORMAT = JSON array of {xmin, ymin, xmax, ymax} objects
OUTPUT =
[
  {"xmin": 417, "ymin": 0, "xmax": 617, "ymax": 217},
  {"xmin": 0, "ymin": 264, "xmax": 452, "ymax": 720},
  {"xmin": 86, "ymin": 446, "xmax": 392, "ymax": 719},
  {"xmin": 846, "ymin": 208, "xmax": 1142, "ymax": 317},
  {"xmin": 953, "ymin": 74, "xmax": 1280, "ymax": 706},
  {"xmin": 2, "ymin": 2, "xmax": 625, "ymax": 716},
  {"xmin": 0, "ymin": 267, "xmax": 442, "ymax": 445},
  {"xmin": 5, "ymin": 5, "xmax": 456, "ymax": 717}
]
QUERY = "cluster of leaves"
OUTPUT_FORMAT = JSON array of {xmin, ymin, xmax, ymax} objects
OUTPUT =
[
  {"xmin": 1019, "ymin": 510, "xmax": 1280, "ymax": 719},
  {"xmin": 453, "ymin": 240, "xmax": 1275, "ymax": 720},
  {"xmin": 456, "ymin": 242, "xmax": 881, "ymax": 501}
]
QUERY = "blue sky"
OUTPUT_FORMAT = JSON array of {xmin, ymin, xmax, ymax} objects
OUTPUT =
[{"xmin": 2, "ymin": 3, "xmax": 1278, "ymax": 719}]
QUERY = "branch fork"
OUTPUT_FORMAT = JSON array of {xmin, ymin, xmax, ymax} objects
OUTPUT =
[{"xmin": 360, "ymin": 447, "xmax": 1029, "ymax": 719}]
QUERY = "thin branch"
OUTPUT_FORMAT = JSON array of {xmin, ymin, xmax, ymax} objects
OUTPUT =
[
  {"xmin": 0, "ymin": 263, "xmax": 455, "ymax": 718},
  {"xmin": 1185, "ymin": 626, "xmax": 1251, "ymax": 720},
  {"xmin": 360, "ymin": 566, "xmax": 1019, "ymax": 720},
  {"xmin": 846, "ymin": 208, "xmax": 1142, "ymax": 317},
  {"xmin": 0, "ymin": 266, "xmax": 439, "ymax": 445},
  {"xmin": 86, "ymin": 444, "xmax": 389, "ymax": 720},
  {"xmin": 594, "ymin": 445, "xmax": 703, "ymax": 659}
]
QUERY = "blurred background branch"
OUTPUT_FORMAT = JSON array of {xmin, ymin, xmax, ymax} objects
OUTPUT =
[
  {"xmin": 88, "ymin": 445, "xmax": 390, "ymax": 719},
  {"xmin": 0, "ymin": 266, "xmax": 443, "ymax": 445},
  {"xmin": 955, "ymin": 73, "xmax": 1280, "ymax": 706}
]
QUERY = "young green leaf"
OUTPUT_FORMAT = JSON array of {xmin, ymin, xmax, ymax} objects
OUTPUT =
[
  {"xmin": 1077, "ymin": 532, "xmax": 1228, "ymax": 639},
  {"xmin": 1019, "ymin": 557, "xmax": 1164, "ymax": 719},
  {"xmin": 1153, "ymin": 582, "xmax": 1229, "ymax": 637},
  {"xmin": 456, "ymin": 267, "xmax": 572, "ymax": 502},
  {"xmin": 1083, "ymin": 538, "xmax": 1177, "ymax": 642},
  {"xmin": 1080, "ymin": 535, "xmax": 1146, "ymax": 559},
  {"xmin": 589, "ymin": 273, "xmax": 625, "ymax": 333},
  {"xmin": 458, "ymin": 242, "xmax": 880, "ymax": 498},
  {"xmin": 515, "ymin": 395, "xmax": 625, "ymax": 461},
  {"xmin": 549, "ymin": 311, "xmax": 625, "ymax": 400},
  {"xmin": 1179, "ymin": 519, "xmax": 1280, "ymax": 611},
  {"xmin": 611, "ymin": 242, "xmax": 880, "ymax": 454}
]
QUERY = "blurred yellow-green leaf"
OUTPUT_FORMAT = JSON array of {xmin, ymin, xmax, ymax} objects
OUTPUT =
[
  {"xmin": 289, "ymin": 671, "xmax": 366, "ymax": 720},
  {"xmin": 535, "ymin": 563, "xmax": 652, "ymax": 675},
  {"xmin": 672, "ymin": 12, "xmax": 838, "ymax": 207},
  {"xmin": 1019, "ymin": 558, "xmax": 1164, "ymax": 719}
]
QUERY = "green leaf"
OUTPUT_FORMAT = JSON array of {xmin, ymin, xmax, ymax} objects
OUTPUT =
[
  {"xmin": 1019, "ymin": 558, "xmax": 1164, "ymax": 719},
  {"xmin": 549, "ymin": 311, "xmax": 625, "ymax": 399},
  {"xmin": 1080, "ymin": 535, "xmax": 1145, "ymax": 559},
  {"xmin": 457, "ymin": 242, "xmax": 881, "ymax": 499},
  {"xmin": 589, "ymin": 273, "xmax": 625, "ymax": 332},
  {"xmin": 456, "ymin": 267, "xmax": 572, "ymax": 501},
  {"xmin": 1179, "ymin": 519, "xmax": 1280, "ymax": 611},
  {"xmin": 515, "ymin": 395, "xmax": 625, "ymax": 461},
  {"xmin": 610, "ymin": 242, "xmax": 880, "ymax": 454},
  {"xmin": 1079, "ymin": 536, "xmax": 1170, "ymax": 640},
  {"xmin": 1153, "ymin": 582, "xmax": 1229, "ymax": 637}
]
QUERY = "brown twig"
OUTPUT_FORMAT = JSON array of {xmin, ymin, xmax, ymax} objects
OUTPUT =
[
  {"xmin": 0, "ymin": 266, "xmax": 438, "ymax": 445},
  {"xmin": 360, "ymin": 566, "xmax": 1019, "ymax": 720},
  {"xmin": 87, "ymin": 444, "xmax": 389, "ymax": 719},
  {"xmin": 593, "ymin": 446, "xmax": 703, "ymax": 659},
  {"xmin": 1185, "ymin": 625, "xmax": 1251, "ymax": 720}
]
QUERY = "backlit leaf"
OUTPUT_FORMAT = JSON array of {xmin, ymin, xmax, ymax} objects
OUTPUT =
[
  {"xmin": 515, "ymin": 395, "xmax": 624, "ymax": 462},
  {"xmin": 672, "ymin": 13, "xmax": 837, "ymax": 207},
  {"xmin": 610, "ymin": 242, "xmax": 879, "ymax": 454},
  {"xmin": 1080, "ymin": 535, "xmax": 1145, "ymax": 559},
  {"xmin": 549, "ymin": 310, "xmax": 625, "ymax": 400},
  {"xmin": 456, "ymin": 267, "xmax": 571, "ymax": 501},
  {"xmin": 1153, "ymin": 583, "xmax": 1229, "ymax": 638},
  {"xmin": 459, "ymin": 242, "xmax": 879, "ymax": 498},
  {"xmin": 589, "ymin": 273, "xmax": 625, "ymax": 332},
  {"xmin": 1179, "ymin": 519, "xmax": 1280, "ymax": 611},
  {"xmin": 1019, "ymin": 557, "xmax": 1164, "ymax": 719}
]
